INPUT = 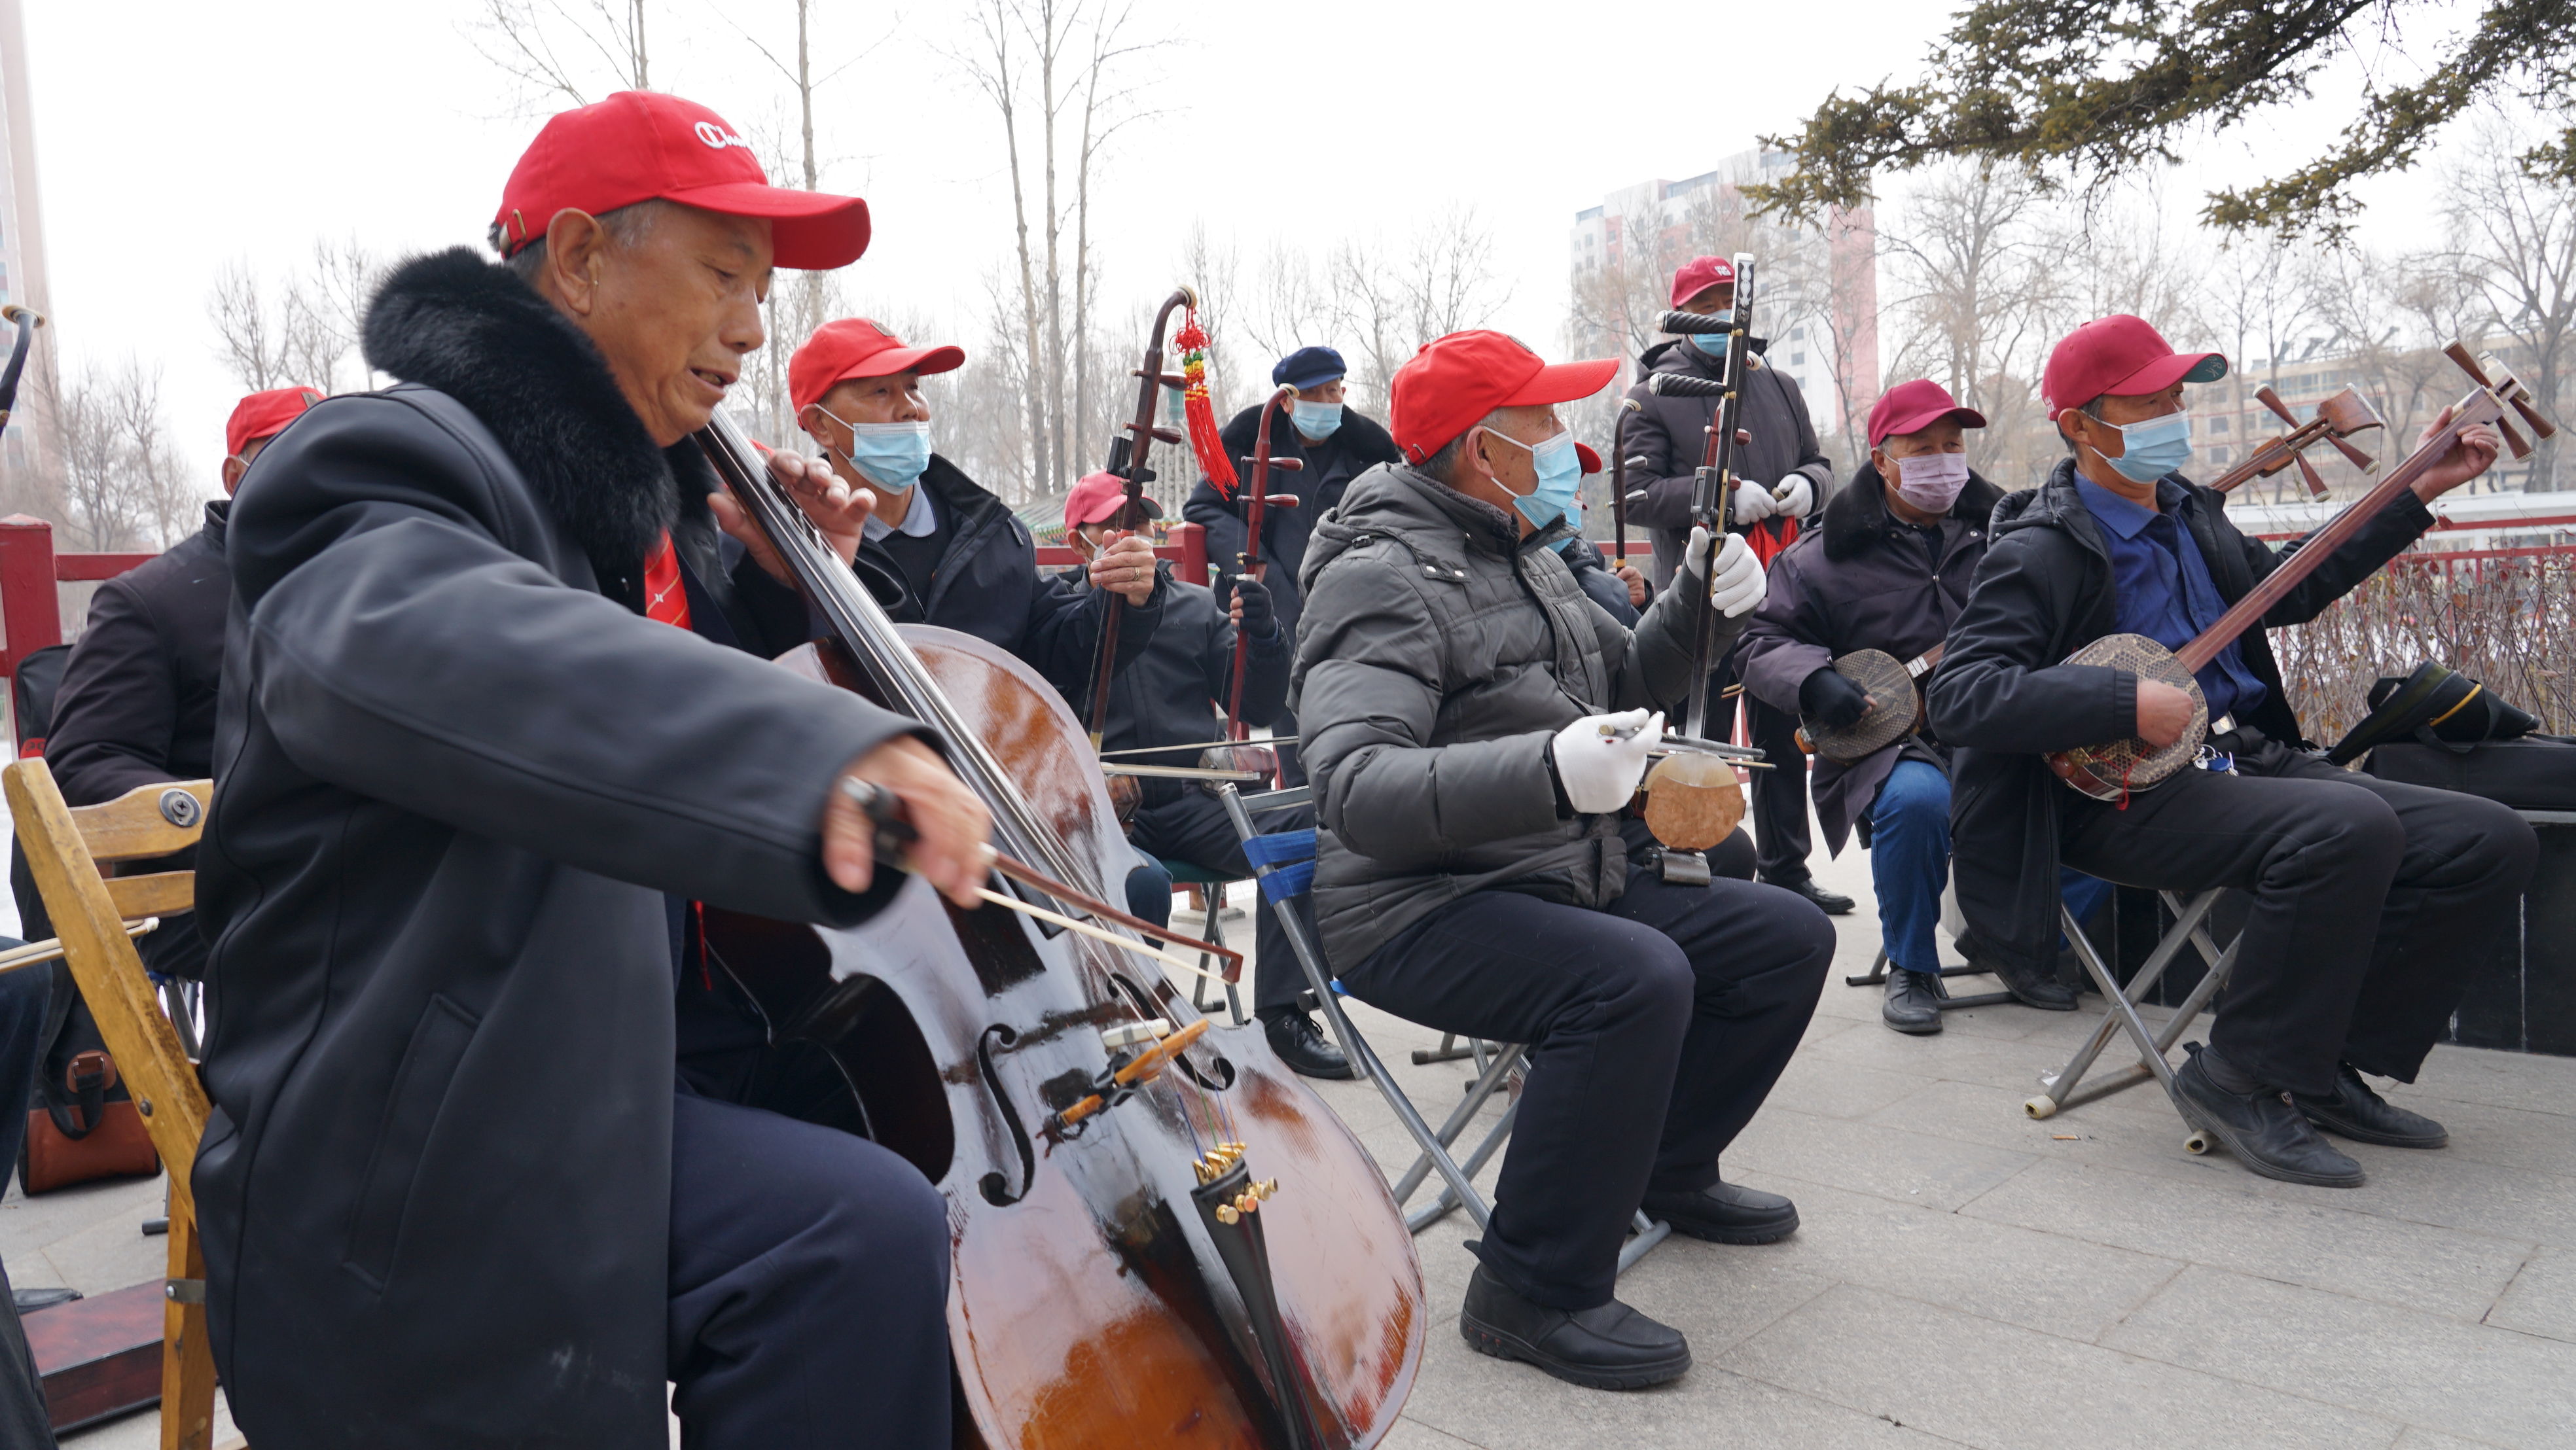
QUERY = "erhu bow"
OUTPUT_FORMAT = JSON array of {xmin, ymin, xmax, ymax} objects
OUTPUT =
[
  {"xmin": 1225, "ymin": 384, "xmax": 1304, "ymax": 741},
  {"xmin": 2209, "ymin": 385, "xmax": 2384, "ymax": 498},
  {"xmin": 1610, "ymin": 397, "xmax": 1643, "ymax": 575},
  {"xmin": 2049, "ymin": 344, "xmax": 2557, "ymax": 804}
]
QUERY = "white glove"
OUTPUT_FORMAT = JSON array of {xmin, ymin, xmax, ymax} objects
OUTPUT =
[
  {"xmin": 1550, "ymin": 708, "xmax": 1664, "ymax": 815},
  {"xmin": 1730, "ymin": 477, "xmax": 1780, "ymax": 523},
  {"xmin": 1685, "ymin": 525, "xmax": 1768, "ymax": 618},
  {"xmin": 1772, "ymin": 474, "xmax": 1814, "ymax": 519}
]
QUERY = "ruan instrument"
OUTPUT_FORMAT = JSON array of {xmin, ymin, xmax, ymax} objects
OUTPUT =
[
  {"xmin": 694, "ymin": 411, "xmax": 1425, "ymax": 1449},
  {"xmin": 2209, "ymin": 385, "xmax": 2384, "ymax": 498},
  {"xmin": 1224, "ymin": 385, "xmax": 1304, "ymax": 743},
  {"xmin": 1800, "ymin": 643, "xmax": 1944, "ymax": 764},
  {"xmin": 1636, "ymin": 275, "xmax": 1765, "ymax": 856},
  {"xmin": 2050, "ymin": 344, "xmax": 2557, "ymax": 804}
]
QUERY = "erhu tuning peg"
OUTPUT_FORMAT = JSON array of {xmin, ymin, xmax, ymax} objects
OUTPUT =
[
  {"xmin": 1132, "ymin": 368, "xmax": 1189, "ymax": 389},
  {"xmin": 1148, "ymin": 426, "xmax": 1184, "ymax": 446},
  {"xmin": 2254, "ymin": 385, "xmax": 2301, "ymax": 428},
  {"xmin": 2327, "ymin": 432, "xmax": 2376, "ymax": 470},
  {"xmin": 1263, "ymin": 495, "xmax": 1300, "ymax": 510},
  {"xmin": 2294, "ymin": 451, "xmax": 2329, "ymax": 500}
]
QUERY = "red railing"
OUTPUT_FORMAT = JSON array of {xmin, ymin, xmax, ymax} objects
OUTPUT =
[{"xmin": 0, "ymin": 515, "xmax": 154, "ymax": 693}]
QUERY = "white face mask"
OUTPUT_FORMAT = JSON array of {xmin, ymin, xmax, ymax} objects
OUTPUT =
[{"xmin": 1890, "ymin": 451, "xmax": 1971, "ymax": 512}]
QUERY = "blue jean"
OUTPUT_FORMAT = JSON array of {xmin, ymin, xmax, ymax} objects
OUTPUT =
[{"xmin": 1865, "ymin": 763, "xmax": 2109, "ymax": 974}]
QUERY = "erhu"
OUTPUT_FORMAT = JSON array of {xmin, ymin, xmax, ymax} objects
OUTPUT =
[
  {"xmin": 1084, "ymin": 288, "xmax": 1202, "ymax": 749},
  {"xmin": 2049, "ymin": 344, "xmax": 2557, "ymax": 804},
  {"xmin": 1204, "ymin": 384, "xmax": 1306, "ymax": 783}
]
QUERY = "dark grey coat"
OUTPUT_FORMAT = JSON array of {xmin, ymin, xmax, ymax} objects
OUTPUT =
[
  {"xmin": 196, "ymin": 249, "xmax": 916, "ymax": 1448},
  {"xmin": 1926, "ymin": 457, "xmax": 2434, "ymax": 978},
  {"xmin": 1617, "ymin": 338, "xmax": 1836, "ymax": 588},
  {"xmin": 1183, "ymin": 397, "xmax": 1404, "ymax": 652},
  {"xmin": 1291, "ymin": 463, "xmax": 1715, "ymax": 968},
  {"xmin": 1736, "ymin": 462, "xmax": 2006, "ymax": 853}
]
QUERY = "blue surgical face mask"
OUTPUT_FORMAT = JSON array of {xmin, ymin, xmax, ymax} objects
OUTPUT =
[
  {"xmin": 1290, "ymin": 398, "xmax": 1344, "ymax": 440},
  {"xmin": 820, "ymin": 407, "xmax": 932, "ymax": 492},
  {"xmin": 2102, "ymin": 410, "xmax": 2193, "ymax": 484},
  {"xmin": 1484, "ymin": 426, "xmax": 1583, "ymax": 530},
  {"xmin": 1687, "ymin": 310, "xmax": 1736, "ymax": 357}
]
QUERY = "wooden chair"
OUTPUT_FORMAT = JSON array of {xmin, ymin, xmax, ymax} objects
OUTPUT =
[{"xmin": 4, "ymin": 760, "xmax": 230, "ymax": 1450}]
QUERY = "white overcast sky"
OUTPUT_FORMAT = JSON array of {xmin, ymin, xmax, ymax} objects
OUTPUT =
[{"xmin": 18, "ymin": 0, "xmax": 2481, "ymax": 489}]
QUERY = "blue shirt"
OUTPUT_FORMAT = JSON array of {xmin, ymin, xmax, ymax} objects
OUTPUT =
[{"xmin": 2073, "ymin": 477, "xmax": 2267, "ymax": 724}]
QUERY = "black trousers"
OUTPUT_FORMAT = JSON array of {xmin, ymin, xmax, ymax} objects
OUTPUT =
[
  {"xmin": 1705, "ymin": 663, "xmax": 1815, "ymax": 885},
  {"xmin": 1128, "ymin": 790, "xmax": 1318, "ymax": 1013},
  {"xmin": 1340, "ymin": 849, "xmax": 1833, "ymax": 1311},
  {"xmin": 668, "ymin": 1091, "xmax": 950, "ymax": 1449},
  {"xmin": 2058, "ymin": 738, "xmax": 2537, "ymax": 1097}
]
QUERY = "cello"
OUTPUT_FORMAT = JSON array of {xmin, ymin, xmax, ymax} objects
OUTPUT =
[{"xmin": 690, "ymin": 410, "xmax": 1425, "ymax": 1448}]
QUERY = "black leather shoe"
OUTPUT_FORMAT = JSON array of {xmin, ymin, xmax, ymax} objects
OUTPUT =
[
  {"xmin": 1458, "ymin": 1264, "xmax": 1690, "ymax": 1390},
  {"xmin": 13, "ymin": 1286, "xmax": 80, "ymax": 1314},
  {"xmin": 1883, "ymin": 967, "xmax": 1944, "ymax": 1034},
  {"xmin": 2298, "ymin": 1062, "xmax": 2448, "ymax": 1148},
  {"xmin": 2175, "ymin": 1044, "xmax": 2364, "ymax": 1187},
  {"xmin": 1261, "ymin": 1008, "xmax": 1353, "ymax": 1080},
  {"xmin": 1769, "ymin": 877, "xmax": 1855, "ymax": 915},
  {"xmin": 1982, "ymin": 951, "xmax": 2079, "ymax": 1011},
  {"xmin": 1639, "ymin": 1177, "xmax": 1800, "ymax": 1244}
]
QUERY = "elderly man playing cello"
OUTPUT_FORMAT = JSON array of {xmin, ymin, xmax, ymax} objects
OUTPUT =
[
  {"xmin": 196, "ymin": 92, "xmax": 993, "ymax": 1448},
  {"xmin": 1295, "ymin": 330, "xmax": 1833, "ymax": 1391}
]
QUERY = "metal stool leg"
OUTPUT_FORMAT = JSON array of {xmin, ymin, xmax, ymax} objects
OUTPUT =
[{"xmin": 2028, "ymin": 891, "xmax": 2234, "ymax": 1119}]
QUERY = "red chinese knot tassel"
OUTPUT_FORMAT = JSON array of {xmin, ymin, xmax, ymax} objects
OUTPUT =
[{"xmin": 1175, "ymin": 314, "xmax": 1238, "ymax": 497}]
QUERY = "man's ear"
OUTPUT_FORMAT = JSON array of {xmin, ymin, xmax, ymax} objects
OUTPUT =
[
  {"xmin": 796, "ymin": 402, "xmax": 827, "ymax": 440},
  {"xmin": 542, "ymin": 209, "xmax": 610, "ymax": 315},
  {"xmin": 221, "ymin": 456, "xmax": 248, "ymax": 495},
  {"xmin": 2054, "ymin": 407, "xmax": 2092, "ymax": 453}
]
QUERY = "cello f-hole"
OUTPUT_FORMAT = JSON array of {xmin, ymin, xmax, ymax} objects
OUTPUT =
[{"xmin": 974, "ymin": 1024, "xmax": 1037, "ymax": 1206}]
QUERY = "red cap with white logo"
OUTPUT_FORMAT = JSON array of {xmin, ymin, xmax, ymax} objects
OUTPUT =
[
  {"xmin": 1669, "ymin": 256, "xmax": 1737, "ymax": 309},
  {"xmin": 492, "ymin": 91, "xmax": 871, "ymax": 270}
]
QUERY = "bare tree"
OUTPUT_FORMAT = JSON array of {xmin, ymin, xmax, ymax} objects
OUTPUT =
[
  {"xmin": 44, "ymin": 360, "xmax": 201, "ymax": 552},
  {"xmin": 952, "ymin": 0, "xmax": 1162, "ymax": 498},
  {"xmin": 1878, "ymin": 160, "xmax": 2064, "ymax": 485},
  {"xmin": 467, "ymin": 0, "xmax": 649, "ymax": 108},
  {"xmin": 1327, "ymin": 207, "xmax": 1512, "ymax": 405},
  {"xmin": 206, "ymin": 243, "xmax": 386, "ymax": 398},
  {"xmin": 2444, "ymin": 114, "xmax": 2576, "ymax": 492}
]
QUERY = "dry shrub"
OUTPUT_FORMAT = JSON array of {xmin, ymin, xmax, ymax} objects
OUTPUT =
[{"xmin": 2273, "ymin": 546, "xmax": 2576, "ymax": 742}]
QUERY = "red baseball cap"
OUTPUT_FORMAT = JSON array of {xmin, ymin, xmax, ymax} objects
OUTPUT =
[
  {"xmin": 492, "ymin": 92, "xmax": 870, "ymax": 271},
  {"xmin": 790, "ymin": 319, "xmax": 965, "ymax": 413},
  {"xmin": 1867, "ymin": 379, "xmax": 1987, "ymax": 448},
  {"xmin": 1064, "ymin": 470, "xmax": 1162, "ymax": 529},
  {"xmin": 1669, "ymin": 256, "xmax": 1737, "ymax": 309},
  {"xmin": 226, "ymin": 387, "xmax": 323, "ymax": 459},
  {"xmin": 2043, "ymin": 315, "xmax": 2228, "ymax": 414},
  {"xmin": 1389, "ymin": 331, "xmax": 1619, "ymax": 464}
]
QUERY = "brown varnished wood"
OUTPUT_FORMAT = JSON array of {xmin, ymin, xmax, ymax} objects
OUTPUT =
[
  {"xmin": 66, "ymin": 780, "xmax": 211, "ymax": 864},
  {"xmin": 724, "ymin": 627, "xmax": 1424, "ymax": 1449}
]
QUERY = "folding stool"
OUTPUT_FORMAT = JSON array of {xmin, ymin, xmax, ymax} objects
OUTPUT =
[
  {"xmin": 1154, "ymin": 856, "xmax": 1248, "ymax": 1026},
  {"xmin": 2025, "ymin": 888, "xmax": 2242, "ymax": 1155},
  {"xmin": 1209, "ymin": 783, "xmax": 1670, "ymax": 1273},
  {"xmin": 1844, "ymin": 947, "xmax": 2013, "ymax": 1012}
]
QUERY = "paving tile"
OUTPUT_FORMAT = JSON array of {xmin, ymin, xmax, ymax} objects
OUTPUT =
[
  {"xmin": 1721, "ymin": 1281, "xmax": 2401, "ymax": 1449},
  {"xmin": 1382, "ymin": 1417, "xmax": 1486, "ymax": 1449},
  {"xmin": 2246, "ymin": 1142, "xmax": 2576, "ymax": 1254},
  {"xmin": 1404, "ymin": 1329, "xmax": 1954, "ymax": 1450},
  {"xmin": 1959, "ymin": 1158, "xmax": 2532, "ymax": 1322},
  {"xmin": 1749, "ymin": 1180, "xmax": 2185, "ymax": 1341},
  {"xmin": 1802, "ymin": 1017, "xmax": 2094, "ymax": 1096},
  {"xmin": 2488, "ymin": 1247, "xmax": 2576, "ymax": 1344},
  {"xmin": 39, "ymin": 1207, "xmax": 172, "ymax": 1299},
  {"xmin": 0, "ymin": 1174, "xmax": 170, "ymax": 1266},
  {"xmin": 2399, "ymin": 1094, "xmax": 2576, "ymax": 1179},
  {"xmin": 2391, "ymin": 1430, "xmax": 2519, "ymax": 1450},
  {"xmin": 1723, "ymin": 1105, "xmax": 2040, "ymax": 1212},
  {"xmin": 2401, "ymin": 1045, "xmax": 2576, "ymax": 1118},
  {"xmin": 59, "ymin": 1390, "xmax": 236, "ymax": 1449},
  {"xmin": 1762, "ymin": 1052, "xmax": 1937, "ymax": 1121},
  {"xmin": 2104, "ymin": 1264, "xmax": 2576, "ymax": 1449}
]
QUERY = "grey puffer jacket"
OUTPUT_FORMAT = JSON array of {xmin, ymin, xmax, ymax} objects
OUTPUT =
[{"xmin": 1291, "ymin": 462, "xmax": 1721, "ymax": 968}]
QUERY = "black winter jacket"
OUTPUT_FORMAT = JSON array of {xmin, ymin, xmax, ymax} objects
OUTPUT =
[
  {"xmin": 195, "ymin": 248, "xmax": 916, "ymax": 1447},
  {"xmin": 1182, "ymin": 397, "xmax": 1403, "ymax": 650},
  {"xmin": 1617, "ymin": 338, "xmax": 1835, "ymax": 587},
  {"xmin": 46, "ymin": 499, "xmax": 232, "ymax": 978},
  {"xmin": 1063, "ymin": 567, "xmax": 1289, "ymax": 808},
  {"xmin": 1293, "ymin": 464, "xmax": 1707, "ymax": 967},
  {"xmin": 859, "ymin": 456, "xmax": 1162, "ymax": 696},
  {"xmin": 1737, "ymin": 463, "xmax": 2005, "ymax": 853},
  {"xmin": 1926, "ymin": 457, "xmax": 2435, "ymax": 976}
]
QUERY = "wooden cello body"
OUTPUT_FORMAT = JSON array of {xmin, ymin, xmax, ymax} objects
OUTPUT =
[{"xmin": 695, "ymin": 412, "xmax": 1424, "ymax": 1449}]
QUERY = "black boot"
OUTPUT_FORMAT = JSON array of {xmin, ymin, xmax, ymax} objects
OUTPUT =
[
  {"xmin": 1883, "ymin": 966, "xmax": 1944, "ymax": 1034},
  {"xmin": 1639, "ymin": 1176, "xmax": 1800, "ymax": 1244},
  {"xmin": 12, "ymin": 1286, "xmax": 79, "ymax": 1314},
  {"xmin": 1260, "ymin": 1006, "xmax": 1353, "ymax": 1080},
  {"xmin": 2174, "ymin": 1044, "xmax": 2364, "ymax": 1188},
  {"xmin": 1458, "ymin": 1264, "xmax": 1691, "ymax": 1390},
  {"xmin": 2297, "ymin": 1062, "xmax": 2448, "ymax": 1148},
  {"xmin": 1768, "ymin": 876, "xmax": 1855, "ymax": 915}
]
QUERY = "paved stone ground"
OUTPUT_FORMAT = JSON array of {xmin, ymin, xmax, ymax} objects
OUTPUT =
[{"xmin": 14, "ymin": 828, "xmax": 2574, "ymax": 1447}]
